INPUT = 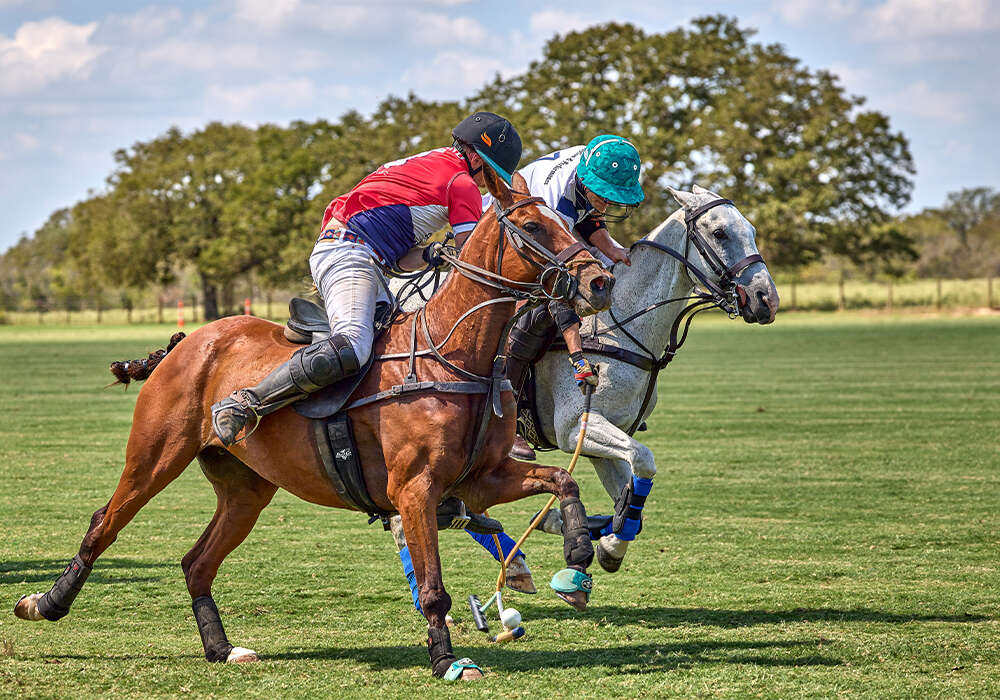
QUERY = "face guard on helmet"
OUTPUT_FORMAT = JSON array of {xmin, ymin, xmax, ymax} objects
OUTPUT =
[
  {"xmin": 452, "ymin": 112, "xmax": 523, "ymax": 185},
  {"xmin": 577, "ymin": 134, "xmax": 644, "ymax": 222}
]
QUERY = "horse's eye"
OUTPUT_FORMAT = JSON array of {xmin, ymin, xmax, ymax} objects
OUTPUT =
[
  {"xmin": 712, "ymin": 228, "xmax": 727, "ymax": 240},
  {"xmin": 522, "ymin": 221, "xmax": 540, "ymax": 233}
]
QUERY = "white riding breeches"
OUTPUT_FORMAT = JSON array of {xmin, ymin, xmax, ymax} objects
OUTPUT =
[{"xmin": 309, "ymin": 239, "xmax": 391, "ymax": 366}]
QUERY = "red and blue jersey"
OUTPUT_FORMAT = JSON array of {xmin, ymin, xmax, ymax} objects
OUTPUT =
[{"xmin": 322, "ymin": 147, "xmax": 482, "ymax": 266}]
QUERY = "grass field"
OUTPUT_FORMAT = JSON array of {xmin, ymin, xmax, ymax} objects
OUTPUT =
[{"xmin": 1, "ymin": 313, "xmax": 999, "ymax": 698}]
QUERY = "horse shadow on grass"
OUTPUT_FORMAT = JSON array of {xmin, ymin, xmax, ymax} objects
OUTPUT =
[
  {"xmin": 522, "ymin": 604, "xmax": 990, "ymax": 628},
  {"xmin": 272, "ymin": 639, "xmax": 841, "ymax": 673},
  {"xmin": 0, "ymin": 558, "xmax": 171, "ymax": 585}
]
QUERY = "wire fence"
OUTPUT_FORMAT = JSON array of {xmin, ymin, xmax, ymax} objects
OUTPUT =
[
  {"xmin": 1, "ymin": 278, "xmax": 998, "ymax": 325},
  {"xmin": 781, "ymin": 277, "xmax": 998, "ymax": 312}
]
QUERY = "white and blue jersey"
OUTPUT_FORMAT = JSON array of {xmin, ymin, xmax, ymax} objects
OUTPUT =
[{"xmin": 483, "ymin": 146, "xmax": 617, "ymax": 265}]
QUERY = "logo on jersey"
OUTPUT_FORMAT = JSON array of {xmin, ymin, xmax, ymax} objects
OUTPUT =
[{"xmin": 481, "ymin": 132, "xmax": 492, "ymax": 147}]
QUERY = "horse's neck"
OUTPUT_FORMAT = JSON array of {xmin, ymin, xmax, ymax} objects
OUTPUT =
[
  {"xmin": 590, "ymin": 212, "xmax": 693, "ymax": 357},
  {"xmin": 421, "ymin": 236, "xmax": 512, "ymax": 378}
]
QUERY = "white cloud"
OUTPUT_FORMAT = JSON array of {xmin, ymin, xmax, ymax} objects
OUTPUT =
[
  {"xmin": 0, "ymin": 17, "xmax": 105, "ymax": 96},
  {"xmin": 409, "ymin": 13, "xmax": 488, "ymax": 47},
  {"xmin": 877, "ymin": 80, "xmax": 970, "ymax": 124},
  {"xmin": 401, "ymin": 51, "xmax": 509, "ymax": 99},
  {"xmin": 13, "ymin": 132, "xmax": 39, "ymax": 150},
  {"xmin": 863, "ymin": 0, "xmax": 1000, "ymax": 39},
  {"xmin": 775, "ymin": 0, "xmax": 1000, "ymax": 38},
  {"xmin": 205, "ymin": 77, "xmax": 316, "ymax": 118},
  {"xmin": 529, "ymin": 9, "xmax": 603, "ymax": 37},
  {"xmin": 772, "ymin": 0, "xmax": 858, "ymax": 24}
]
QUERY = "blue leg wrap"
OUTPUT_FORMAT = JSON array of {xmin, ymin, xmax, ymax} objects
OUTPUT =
[
  {"xmin": 466, "ymin": 530, "xmax": 524, "ymax": 563},
  {"xmin": 398, "ymin": 545, "xmax": 423, "ymax": 615},
  {"xmin": 613, "ymin": 475, "xmax": 653, "ymax": 542}
]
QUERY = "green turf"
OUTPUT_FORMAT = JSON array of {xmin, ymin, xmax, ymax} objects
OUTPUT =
[{"xmin": 1, "ymin": 313, "xmax": 999, "ymax": 698}]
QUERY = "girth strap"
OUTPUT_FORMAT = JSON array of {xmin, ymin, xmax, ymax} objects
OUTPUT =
[{"xmin": 345, "ymin": 379, "xmax": 512, "ymax": 411}]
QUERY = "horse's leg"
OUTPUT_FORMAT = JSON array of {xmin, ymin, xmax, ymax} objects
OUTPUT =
[
  {"xmin": 543, "ymin": 412, "xmax": 656, "ymax": 573},
  {"xmin": 463, "ymin": 457, "xmax": 595, "ymax": 611},
  {"xmin": 14, "ymin": 407, "xmax": 201, "ymax": 623},
  {"xmin": 181, "ymin": 448, "xmax": 277, "ymax": 663},
  {"xmin": 388, "ymin": 515, "xmax": 423, "ymax": 615},
  {"xmin": 393, "ymin": 485, "xmax": 482, "ymax": 680},
  {"xmin": 388, "ymin": 515, "xmax": 535, "ymax": 616}
]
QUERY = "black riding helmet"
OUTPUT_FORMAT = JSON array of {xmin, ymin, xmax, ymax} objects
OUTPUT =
[{"xmin": 452, "ymin": 112, "xmax": 522, "ymax": 185}]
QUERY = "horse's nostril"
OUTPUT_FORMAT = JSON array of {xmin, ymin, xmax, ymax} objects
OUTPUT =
[{"xmin": 591, "ymin": 276, "xmax": 606, "ymax": 292}]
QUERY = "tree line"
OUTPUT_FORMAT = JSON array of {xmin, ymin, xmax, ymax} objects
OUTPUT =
[{"xmin": 1, "ymin": 16, "xmax": 997, "ymax": 320}]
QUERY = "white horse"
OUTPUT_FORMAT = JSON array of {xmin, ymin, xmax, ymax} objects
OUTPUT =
[
  {"xmin": 389, "ymin": 185, "xmax": 778, "ymax": 597},
  {"xmin": 525, "ymin": 185, "xmax": 778, "ymax": 571}
]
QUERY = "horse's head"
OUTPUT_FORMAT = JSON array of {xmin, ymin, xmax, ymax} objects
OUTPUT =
[
  {"xmin": 667, "ymin": 185, "xmax": 779, "ymax": 324},
  {"xmin": 473, "ymin": 165, "xmax": 613, "ymax": 315}
]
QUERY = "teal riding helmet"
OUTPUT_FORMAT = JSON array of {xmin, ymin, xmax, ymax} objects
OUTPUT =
[{"xmin": 577, "ymin": 135, "xmax": 645, "ymax": 205}]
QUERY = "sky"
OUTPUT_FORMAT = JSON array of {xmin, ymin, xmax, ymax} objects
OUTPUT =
[{"xmin": 2, "ymin": 0, "xmax": 998, "ymax": 252}]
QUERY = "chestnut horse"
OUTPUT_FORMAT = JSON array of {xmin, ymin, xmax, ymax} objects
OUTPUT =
[{"xmin": 14, "ymin": 168, "xmax": 613, "ymax": 679}]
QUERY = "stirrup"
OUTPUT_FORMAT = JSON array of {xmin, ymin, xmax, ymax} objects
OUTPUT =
[
  {"xmin": 211, "ymin": 390, "xmax": 260, "ymax": 446},
  {"xmin": 443, "ymin": 657, "xmax": 482, "ymax": 681},
  {"xmin": 437, "ymin": 500, "xmax": 504, "ymax": 535}
]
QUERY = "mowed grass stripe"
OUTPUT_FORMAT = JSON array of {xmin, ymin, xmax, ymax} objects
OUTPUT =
[{"xmin": 1, "ymin": 313, "xmax": 999, "ymax": 698}]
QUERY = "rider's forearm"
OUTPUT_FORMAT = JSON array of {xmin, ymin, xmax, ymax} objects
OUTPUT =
[
  {"xmin": 589, "ymin": 228, "xmax": 621, "ymax": 259},
  {"xmin": 560, "ymin": 323, "xmax": 583, "ymax": 354}
]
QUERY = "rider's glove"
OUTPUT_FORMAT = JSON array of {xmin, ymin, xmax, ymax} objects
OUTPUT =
[
  {"xmin": 421, "ymin": 242, "xmax": 446, "ymax": 269},
  {"xmin": 569, "ymin": 351, "xmax": 598, "ymax": 394}
]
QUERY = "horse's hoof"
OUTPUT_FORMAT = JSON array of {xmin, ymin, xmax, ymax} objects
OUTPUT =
[
  {"xmin": 226, "ymin": 647, "xmax": 259, "ymax": 663},
  {"xmin": 461, "ymin": 667, "xmax": 483, "ymax": 681},
  {"xmin": 14, "ymin": 594, "xmax": 45, "ymax": 621},
  {"xmin": 596, "ymin": 542, "xmax": 624, "ymax": 573},
  {"xmin": 505, "ymin": 556, "xmax": 536, "ymax": 594},
  {"xmin": 555, "ymin": 590, "xmax": 589, "ymax": 611},
  {"xmin": 443, "ymin": 657, "xmax": 483, "ymax": 681}
]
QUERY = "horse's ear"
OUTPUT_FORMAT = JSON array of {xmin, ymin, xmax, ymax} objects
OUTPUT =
[
  {"xmin": 483, "ymin": 166, "xmax": 514, "ymax": 208},
  {"xmin": 667, "ymin": 186, "xmax": 696, "ymax": 209},
  {"xmin": 512, "ymin": 171, "xmax": 529, "ymax": 195},
  {"xmin": 691, "ymin": 184, "xmax": 711, "ymax": 195}
]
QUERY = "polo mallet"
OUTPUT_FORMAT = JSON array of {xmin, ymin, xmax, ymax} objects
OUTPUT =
[{"xmin": 468, "ymin": 376, "xmax": 596, "ymax": 643}]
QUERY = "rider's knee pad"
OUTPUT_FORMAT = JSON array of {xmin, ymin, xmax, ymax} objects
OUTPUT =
[
  {"xmin": 546, "ymin": 300, "xmax": 581, "ymax": 335},
  {"xmin": 612, "ymin": 475, "xmax": 653, "ymax": 541},
  {"xmin": 289, "ymin": 333, "xmax": 361, "ymax": 392},
  {"xmin": 508, "ymin": 304, "xmax": 557, "ymax": 362}
]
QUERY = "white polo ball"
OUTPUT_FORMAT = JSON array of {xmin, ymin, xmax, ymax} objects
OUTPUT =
[{"xmin": 500, "ymin": 607, "xmax": 522, "ymax": 628}]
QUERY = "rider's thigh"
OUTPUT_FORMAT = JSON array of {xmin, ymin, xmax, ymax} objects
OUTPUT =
[{"xmin": 310, "ymin": 240, "xmax": 385, "ymax": 365}]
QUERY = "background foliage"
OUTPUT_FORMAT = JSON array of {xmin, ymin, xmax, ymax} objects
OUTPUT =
[{"xmin": 1, "ymin": 17, "xmax": 997, "ymax": 320}]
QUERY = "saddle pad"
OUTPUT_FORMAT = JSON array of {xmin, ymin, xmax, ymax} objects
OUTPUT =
[
  {"xmin": 516, "ymin": 365, "xmax": 558, "ymax": 451},
  {"xmin": 294, "ymin": 351, "xmax": 375, "ymax": 419}
]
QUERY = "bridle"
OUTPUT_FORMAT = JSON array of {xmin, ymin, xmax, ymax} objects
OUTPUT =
[
  {"xmin": 436, "ymin": 196, "xmax": 597, "ymax": 304},
  {"xmin": 630, "ymin": 198, "xmax": 764, "ymax": 317}
]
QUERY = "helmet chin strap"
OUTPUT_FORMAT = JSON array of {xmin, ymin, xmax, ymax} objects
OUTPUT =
[{"xmin": 454, "ymin": 140, "xmax": 483, "ymax": 178}]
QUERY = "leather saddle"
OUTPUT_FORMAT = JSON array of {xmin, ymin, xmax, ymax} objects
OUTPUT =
[{"xmin": 284, "ymin": 297, "xmax": 392, "ymax": 419}]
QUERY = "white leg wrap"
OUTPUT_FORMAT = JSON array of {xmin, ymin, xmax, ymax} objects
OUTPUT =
[{"xmin": 226, "ymin": 647, "xmax": 259, "ymax": 663}]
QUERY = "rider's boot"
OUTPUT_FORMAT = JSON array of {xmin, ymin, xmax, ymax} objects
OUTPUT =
[
  {"xmin": 211, "ymin": 333, "xmax": 361, "ymax": 446},
  {"xmin": 506, "ymin": 355, "xmax": 536, "ymax": 461},
  {"xmin": 505, "ymin": 354, "xmax": 537, "ymax": 461}
]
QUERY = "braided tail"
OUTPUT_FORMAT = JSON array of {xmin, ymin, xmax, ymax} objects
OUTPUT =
[{"xmin": 109, "ymin": 332, "xmax": 186, "ymax": 386}]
